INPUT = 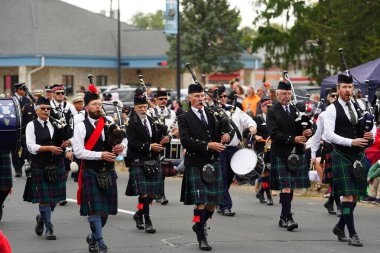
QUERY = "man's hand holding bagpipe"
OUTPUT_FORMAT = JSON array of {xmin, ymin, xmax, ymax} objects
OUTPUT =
[{"xmin": 303, "ymin": 129, "xmax": 313, "ymax": 138}]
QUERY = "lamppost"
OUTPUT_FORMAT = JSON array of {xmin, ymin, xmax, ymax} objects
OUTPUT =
[
  {"xmin": 176, "ymin": 0, "xmax": 181, "ymax": 100},
  {"xmin": 117, "ymin": 0, "xmax": 121, "ymax": 88}
]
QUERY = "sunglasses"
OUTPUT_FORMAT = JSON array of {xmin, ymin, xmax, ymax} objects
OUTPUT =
[
  {"xmin": 40, "ymin": 107, "xmax": 51, "ymax": 111},
  {"xmin": 55, "ymin": 92, "xmax": 65, "ymax": 95},
  {"xmin": 158, "ymin": 97, "xmax": 168, "ymax": 101},
  {"xmin": 220, "ymin": 95, "xmax": 228, "ymax": 98},
  {"xmin": 330, "ymin": 94, "xmax": 337, "ymax": 98}
]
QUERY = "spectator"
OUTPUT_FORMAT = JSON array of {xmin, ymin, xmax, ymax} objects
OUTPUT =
[
  {"xmin": 242, "ymin": 86, "xmax": 261, "ymax": 116},
  {"xmin": 255, "ymin": 86, "xmax": 267, "ymax": 115},
  {"xmin": 233, "ymin": 85, "xmax": 245, "ymax": 110},
  {"xmin": 269, "ymin": 88, "xmax": 278, "ymax": 105},
  {"xmin": 172, "ymin": 100, "xmax": 184, "ymax": 116}
]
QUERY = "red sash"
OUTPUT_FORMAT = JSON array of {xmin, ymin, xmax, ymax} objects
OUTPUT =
[{"xmin": 77, "ymin": 116, "xmax": 105, "ymax": 205}]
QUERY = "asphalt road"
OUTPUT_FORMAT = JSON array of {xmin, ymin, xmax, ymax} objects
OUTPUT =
[{"xmin": 1, "ymin": 170, "xmax": 379, "ymax": 253}]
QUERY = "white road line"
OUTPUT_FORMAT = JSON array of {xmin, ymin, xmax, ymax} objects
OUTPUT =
[
  {"xmin": 161, "ymin": 236, "xmax": 183, "ymax": 247},
  {"xmin": 66, "ymin": 198, "xmax": 135, "ymax": 215}
]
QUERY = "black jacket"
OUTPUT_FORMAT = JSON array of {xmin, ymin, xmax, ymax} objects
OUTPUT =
[
  {"xmin": 267, "ymin": 102, "xmax": 305, "ymax": 157},
  {"xmin": 178, "ymin": 107, "xmax": 234, "ymax": 167}
]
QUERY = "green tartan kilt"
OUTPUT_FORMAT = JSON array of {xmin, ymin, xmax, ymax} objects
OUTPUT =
[
  {"xmin": 125, "ymin": 161, "xmax": 164, "ymax": 196},
  {"xmin": 332, "ymin": 151, "xmax": 367, "ymax": 197},
  {"xmin": 180, "ymin": 162, "xmax": 223, "ymax": 205},
  {"xmin": 270, "ymin": 156, "xmax": 310, "ymax": 190},
  {"xmin": 80, "ymin": 169, "xmax": 118, "ymax": 216},
  {"xmin": 30, "ymin": 166, "xmax": 66, "ymax": 204},
  {"xmin": 0, "ymin": 153, "xmax": 12, "ymax": 188}
]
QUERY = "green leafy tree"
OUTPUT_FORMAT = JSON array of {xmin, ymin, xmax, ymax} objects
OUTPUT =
[
  {"xmin": 167, "ymin": 0, "xmax": 243, "ymax": 74},
  {"xmin": 252, "ymin": 0, "xmax": 380, "ymax": 82},
  {"xmin": 130, "ymin": 10, "xmax": 164, "ymax": 29}
]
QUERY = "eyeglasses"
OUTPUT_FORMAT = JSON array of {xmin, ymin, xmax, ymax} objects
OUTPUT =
[
  {"xmin": 330, "ymin": 94, "xmax": 337, "ymax": 98},
  {"xmin": 40, "ymin": 107, "xmax": 51, "ymax": 111},
  {"xmin": 55, "ymin": 92, "xmax": 65, "ymax": 95},
  {"xmin": 158, "ymin": 97, "xmax": 168, "ymax": 101},
  {"xmin": 220, "ymin": 95, "xmax": 228, "ymax": 98}
]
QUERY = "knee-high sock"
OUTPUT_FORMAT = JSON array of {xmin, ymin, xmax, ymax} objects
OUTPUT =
[
  {"xmin": 261, "ymin": 176, "xmax": 271, "ymax": 199},
  {"xmin": 142, "ymin": 197, "xmax": 150, "ymax": 216},
  {"xmin": 88, "ymin": 215, "xmax": 105, "ymax": 245},
  {"xmin": 193, "ymin": 209, "xmax": 206, "ymax": 227},
  {"xmin": 39, "ymin": 205, "xmax": 52, "ymax": 229},
  {"xmin": 341, "ymin": 202, "xmax": 357, "ymax": 237},
  {"xmin": 280, "ymin": 193, "xmax": 291, "ymax": 218},
  {"xmin": 0, "ymin": 189, "xmax": 10, "ymax": 206},
  {"xmin": 327, "ymin": 191, "xmax": 335, "ymax": 204}
]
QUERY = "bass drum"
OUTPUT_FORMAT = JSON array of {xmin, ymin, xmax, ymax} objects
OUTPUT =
[
  {"xmin": 230, "ymin": 148, "xmax": 265, "ymax": 180},
  {"xmin": 0, "ymin": 97, "xmax": 22, "ymax": 153}
]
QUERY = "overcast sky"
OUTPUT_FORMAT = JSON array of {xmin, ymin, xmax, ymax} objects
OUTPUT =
[{"xmin": 61, "ymin": 0, "xmax": 258, "ymax": 27}]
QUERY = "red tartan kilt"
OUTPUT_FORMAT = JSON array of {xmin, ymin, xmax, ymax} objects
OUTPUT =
[
  {"xmin": 322, "ymin": 153, "xmax": 333, "ymax": 184},
  {"xmin": 161, "ymin": 161, "xmax": 178, "ymax": 177}
]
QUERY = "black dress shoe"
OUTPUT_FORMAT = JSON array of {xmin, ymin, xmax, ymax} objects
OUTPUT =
[
  {"xmin": 45, "ymin": 225, "xmax": 56, "ymax": 240},
  {"xmin": 59, "ymin": 200, "xmax": 68, "ymax": 206},
  {"xmin": 35, "ymin": 214, "xmax": 44, "ymax": 236},
  {"xmin": 144, "ymin": 215, "xmax": 156, "ymax": 234},
  {"xmin": 256, "ymin": 193, "xmax": 266, "ymax": 203},
  {"xmin": 220, "ymin": 209, "xmax": 236, "ymax": 216},
  {"xmin": 267, "ymin": 198, "xmax": 274, "ymax": 206},
  {"xmin": 324, "ymin": 201, "xmax": 336, "ymax": 215},
  {"xmin": 278, "ymin": 216, "xmax": 288, "ymax": 228},
  {"xmin": 199, "ymin": 225, "xmax": 212, "ymax": 251},
  {"xmin": 348, "ymin": 234, "xmax": 363, "ymax": 247},
  {"xmin": 286, "ymin": 216, "xmax": 298, "ymax": 231},
  {"xmin": 161, "ymin": 195, "xmax": 169, "ymax": 205},
  {"xmin": 133, "ymin": 212, "xmax": 144, "ymax": 230},
  {"xmin": 86, "ymin": 234, "xmax": 99, "ymax": 252},
  {"xmin": 332, "ymin": 226, "xmax": 349, "ymax": 242}
]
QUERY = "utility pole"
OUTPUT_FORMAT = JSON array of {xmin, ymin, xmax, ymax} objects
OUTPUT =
[
  {"xmin": 176, "ymin": 0, "xmax": 181, "ymax": 100},
  {"xmin": 117, "ymin": 0, "xmax": 121, "ymax": 88}
]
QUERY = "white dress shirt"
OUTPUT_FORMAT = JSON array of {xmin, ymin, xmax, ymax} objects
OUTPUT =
[
  {"xmin": 225, "ymin": 106, "xmax": 257, "ymax": 146},
  {"xmin": 310, "ymin": 112, "xmax": 326, "ymax": 159},
  {"xmin": 191, "ymin": 106, "xmax": 208, "ymax": 124},
  {"xmin": 324, "ymin": 98, "xmax": 376, "ymax": 146},
  {"xmin": 26, "ymin": 118, "xmax": 54, "ymax": 155},
  {"xmin": 72, "ymin": 117, "xmax": 128, "ymax": 160},
  {"xmin": 50, "ymin": 99, "xmax": 78, "ymax": 117}
]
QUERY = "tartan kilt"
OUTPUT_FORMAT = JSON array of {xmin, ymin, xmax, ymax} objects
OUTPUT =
[
  {"xmin": 322, "ymin": 153, "xmax": 333, "ymax": 184},
  {"xmin": 29, "ymin": 166, "xmax": 66, "ymax": 203},
  {"xmin": 332, "ymin": 151, "xmax": 367, "ymax": 197},
  {"xmin": 80, "ymin": 169, "xmax": 118, "ymax": 216},
  {"xmin": 125, "ymin": 161, "xmax": 164, "ymax": 196},
  {"xmin": 270, "ymin": 155, "xmax": 310, "ymax": 190},
  {"xmin": 0, "ymin": 153, "xmax": 12, "ymax": 188},
  {"xmin": 180, "ymin": 162, "xmax": 223, "ymax": 205}
]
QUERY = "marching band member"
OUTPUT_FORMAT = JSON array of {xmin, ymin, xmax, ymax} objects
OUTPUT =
[
  {"xmin": 0, "ymin": 153, "xmax": 12, "ymax": 222},
  {"xmin": 25, "ymin": 97, "xmax": 66, "ymax": 240},
  {"xmin": 179, "ymin": 84, "xmax": 234, "ymax": 251},
  {"xmin": 73, "ymin": 85, "xmax": 127, "ymax": 253},
  {"xmin": 252, "ymin": 98, "xmax": 273, "ymax": 205},
  {"xmin": 215, "ymin": 86, "xmax": 257, "ymax": 216},
  {"xmin": 324, "ymin": 74, "xmax": 376, "ymax": 246},
  {"xmin": 149, "ymin": 90, "xmax": 178, "ymax": 205},
  {"xmin": 310, "ymin": 88, "xmax": 341, "ymax": 216},
  {"xmin": 267, "ymin": 81, "xmax": 313, "ymax": 232},
  {"xmin": 44, "ymin": 85, "xmax": 53, "ymax": 101},
  {"xmin": 125, "ymin": 89, "xmax": 169, "ymax": 234}
]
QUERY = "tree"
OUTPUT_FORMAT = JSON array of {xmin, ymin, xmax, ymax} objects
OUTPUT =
[
  {"xmin": 252, "ymin": 0, "xmax": 380, "ymax": 83},
  {"xmin": 130, "ymin": 10, "xmax": 164, "ymax": 29},
  {"xmin": 167, "ymin": 0, "xmax": 243, "ymax": 75}
]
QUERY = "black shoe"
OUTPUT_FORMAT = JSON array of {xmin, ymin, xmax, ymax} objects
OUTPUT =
[
  {"xmin": 256, "ymin": 193, "xmax": 266, "ymax": 203},
  {"xmin": 161, "ymin": 195, "xmax": 169, "ymax": 205},
  {"xmin": 45, "ymin": 225, "xmax": 56, "ymax": 240},
  {"xmin": 86, "ymin": 234, "xmax": 99, "ymax": 252},
  {"xmin": 332, "ymin": 226, "xmax": 349, "ymax": 242},
  {"xmin": 144, "ymin": 215, "xmax": 156, "ymax": 234},
  {"xmin": 98, "ymin": 242, "xmax": 109, "ymax": 253},
  {"xmin": 133, "ymin": 212, "xmax": 144, "ymax": 230},
  {"xmin": 219, "ymin": 209, "xmax": 236, "ymax": 216},
  {"xmin": 348, "ymin": 234, "xmax": 363, "ymax": 247},
  {"xmin": 15, "ymin": 171, "xmax": 22, "ymax": 177},
  {"xmin": 59, "ymin": 200, "xmax": 68, "ymax": 206},
  {"xmin": 286, "ymin": 216, "xmax": 298, "ymax": 231},
  {"xmin": 324, "ymin": 201, "xmax": 336, "ymax": 215},
  {"xmin": 199, "ymin": 225, "xmax": 212, "ymax": 251},
  {"xmin": 278, "ymin": 216, "xmax": 288, "ymax": 228},
  {"xmin": 267, "ymin": 198, "xmax": 274, "ymax": 206},
  {"xmin": 35, "ymin": 214, "xmax": 44, "ymax": 236}
]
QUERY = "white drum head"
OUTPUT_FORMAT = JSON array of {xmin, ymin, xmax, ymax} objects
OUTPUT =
[{"xmin": 230, "ymin": 148, "xmax": 257, "ymax": 176}]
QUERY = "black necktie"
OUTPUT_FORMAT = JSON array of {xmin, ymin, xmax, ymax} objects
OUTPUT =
[
  {"xmin": 285, "ymin": 105, "xmax": 290, "ymax": 116},
  {"xmin": 346, "ymin": 102, "xmax": 357, "ymax": 125},
  {"xmin": 42, "ymin": 121, "xmax": 50, "ymax": 137},
  {"xmin": 44, "ymin": 121, "xmax": 48, "ymax": 129},
  {"xmin": 198, "ymin": 109, "xmax": 208, "ymax": 127},
  {"xmin": 143, "ymin": 118, "xmax": 150, "ymax": 136},
  {"xmin": 94, "ymin": 120, "xmax": 98, "ymax": 126}
]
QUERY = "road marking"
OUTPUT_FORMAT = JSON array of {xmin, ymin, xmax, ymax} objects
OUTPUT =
[
  {"xmin": 161, "ymin": 236, "xmax": 183, "ymax": 247},
  {"xmin": 66, "ymin": 198, "xmax": 135, "ymax": 215}
]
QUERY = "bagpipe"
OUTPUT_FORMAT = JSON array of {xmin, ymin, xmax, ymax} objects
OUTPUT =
[
  {"xmin": 283, "ymin": 71, "xmax": 316, "ymax": 134},
  {"xmin": 338, "ymin": 48, "xmax": 375, "ymax": 138}
]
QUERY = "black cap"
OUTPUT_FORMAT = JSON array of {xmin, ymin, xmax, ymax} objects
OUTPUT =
[
  {"xmin": 277, "ymin": 81, "xmax": 291, "ymax": 90},
  {"xmin": 134, "ymin": 89, "xmax": 148, "ymax": 105},
  {"xmin": 156, "ymin": 90, "xmax": 168, "ymax": 98},
  {"xmin": 84, "ymin": 84, "xmax": 100, "ymax": 105},
  {"xmin": 36, "ymin": 97, "xmax": 50, "ymax": 106},
  {"xmin": 13, "ymin": 82, "xmax": 25, "ymax": 90},
  {"xmin": 338, "ymin": 74, "xmax": 353, "ymax": 84},
  {"xmin": 217, "ymin": 85, "xmax": 226, "ymax": 95},
  {"xmin": 188, "ymin": 84, "xmax": 204, "ymax": 94}
]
